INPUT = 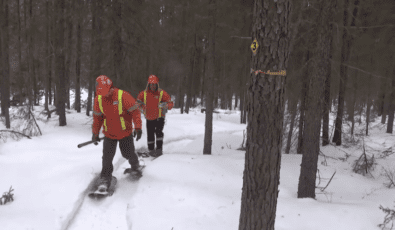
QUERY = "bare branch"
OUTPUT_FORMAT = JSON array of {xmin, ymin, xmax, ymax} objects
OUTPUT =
[
  {"xmin": 230, "ymin": 36, "xmax": 251, "ymax": 39},
  {"xmin": 0, "ymin": 130, "xmax": 32, "ymax": 139},
  {"xmin": 330, "ymin": 59, "xmax": 389, "ymax": 80}
]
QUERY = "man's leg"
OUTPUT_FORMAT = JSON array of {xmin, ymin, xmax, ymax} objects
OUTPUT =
[
  {"xmin": 155, "ymin": 118, "xmax": 165, "ymax": 154},
  {"xmin": 101, "ymin": 137, "xmax": 118, "ymax": 180},
  {"xmin": 119, "ymin": 134, "xmax": 139, "ymax": 167},
  {"xmin": 146, "ymin": 119, "xmax": 156, "ymax": 151}
]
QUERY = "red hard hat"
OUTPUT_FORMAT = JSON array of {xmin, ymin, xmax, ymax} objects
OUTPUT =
[
  {"xmin": 148, "ymin": 75, "xmax": 159, "ymax": 84},
  {"xmin": 95, "ymin": 75, "xmax": 113, "ymax": 96}
]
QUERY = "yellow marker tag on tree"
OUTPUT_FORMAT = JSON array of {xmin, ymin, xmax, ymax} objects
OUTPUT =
[{"xmin": 251, "ymin": 39, "xmax": 258, "ymax": 55}]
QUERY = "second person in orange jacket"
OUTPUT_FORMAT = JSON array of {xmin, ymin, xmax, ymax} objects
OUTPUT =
[{"xmin": 137, "ymin": 75, "xmax": 174, "ymax": 157}]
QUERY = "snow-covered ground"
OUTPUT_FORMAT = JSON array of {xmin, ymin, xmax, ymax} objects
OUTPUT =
[{"xmin": 0, "ymin": 93, "xmax": 394, "ymax": 230}]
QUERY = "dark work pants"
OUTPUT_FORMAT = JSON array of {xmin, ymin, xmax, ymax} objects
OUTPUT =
[
  {"xmin": 146, "ymin": 117, "xmax": 165, "ymax": 151},
  {"xmin": 101, "ymin": 134, "xmax": 139, "ymax": 178}
]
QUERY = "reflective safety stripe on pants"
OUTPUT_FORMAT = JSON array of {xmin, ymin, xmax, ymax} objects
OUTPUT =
[{"xmin": 146, "ymin": 117, "xmax": 165, "ymax": 150}]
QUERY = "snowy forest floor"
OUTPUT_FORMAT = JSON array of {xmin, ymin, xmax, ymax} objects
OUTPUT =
[{"xmin": 0, "ymin": 103, "xmax": 394, "ymax": 230}]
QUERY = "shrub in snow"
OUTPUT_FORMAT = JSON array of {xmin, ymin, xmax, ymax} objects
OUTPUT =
[
  {"xmin": 378, "ymin": 205, "xmax": 395, "ymax": 230},
  {"xmin": 0, "ymin": 186, "xmax": 14, "ymax": 205},
  {"xmin": 382, "ymin": 167, "xmax": 395, "ymax": 189},
  {"xmin": 352, "ymin": 138, "xmax": 376, "ymax": 176},
  {"xmin": 10, "ymin": 106, "xmax": 42, "ymax": 137},
  {"xmin": 378, "ymin": 147, "xmax": 394, "ymax": 159}
]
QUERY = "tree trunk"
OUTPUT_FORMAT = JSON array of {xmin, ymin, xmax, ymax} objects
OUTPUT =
[
  {"xmin": 240, "ymin": 88, "xmax": 244, "ymax": 123},
  {"xmin": 65, "ymin": 1, "xmax": 73, "ymax": 110},
  {"xmin": 0, "ymin": 0, "xmax": 11, "ymax": 128},
  {"xmin": 285, "ymin": 99, "xmax": 298, "ymax": 154},
  {"xmin": 350, "ymin": 68, "xmax": 357, "ymax": 135},
  {"xmin": 112, "ymin": 0, "xmax": 122, "ymax": 88},
  {"xmin": 86, "ymin": 1, "xmax": 96, "ymax": 117},
  {"xmin": 297, "ymin": 0, "xmax": 336, "ymax": 199},
  {"xmin": 235, "ymin": 93, "xmax": 238, "ymax": 109},
  {"xmin": 44, "ymin": 0, "xmax": 50, "ymax": 112},
  {"xmin": 387, "ymin": 69, "xmax": 395, "ymax": 134},
  {"xmin": 297, "ymin": 51, "xmax": 310, "ymax": 154},
  {"xmin": 185, "ymin": 44, "xmax": 195, "ymax": 114},
  {"xmin": 322, "ymin": 29, "xmax": 333, "ymax": 146},
  {"xmin": 238, "ymin": 0, "xmax": 290, "ymax": 229},
  {"xmin": 381, "ymin": 92, "xmax": 388, "ymax": 124},
  {"xmin": 27, "ymin": 0, "xmax": 34, "ymax": 109},
  {"xmin": 16, "ymin": 0, "xmax": 24, "ymax": 107},
  {"xmin": 365, "ymin": 61, "xmax": 372, "ymax": 136},
  {"xmin": 55, "ymin": 0, "xmax": 66, "ymax": 126},
  {"xmin": 332, "ymin": 0, "xmax": 359, "ymax": 145},
  {"xmin": 75, "ymin": 0, "xmax": 82, "ymax": 113},
  {"xmin": 203, "ymin": 0, "xmax": 216, "ymax": 155}
]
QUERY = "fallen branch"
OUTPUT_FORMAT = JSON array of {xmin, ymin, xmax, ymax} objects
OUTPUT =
[
  {"xmin": 0, "ymin": 130, "xmax": 31, "ymax": 139},
  {"xmin": 320, "ymin": 171, "xmax": 336, "ymax": 192},
  {"xmin": 29, "ymin": 109, "xmax": 42, "ymax": 135}
]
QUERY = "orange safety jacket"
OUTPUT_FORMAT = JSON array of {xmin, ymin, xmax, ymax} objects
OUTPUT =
[
  {"xmin": 137, "ymin": 88, "xmax": 174, "ymax": 121},
  {"xmin": 92, "ymin": 88, "xmax": 142, "ymax": 140}
]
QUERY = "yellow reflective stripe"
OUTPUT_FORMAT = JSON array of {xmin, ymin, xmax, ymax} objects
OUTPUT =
[
  {"xmin": 120, "ymin": 117, "xmax": 126, "ymax": 130},
  {"xmin": 144, "ymin": 91, "xmax": 147, "ymax": 115},
  {"xmin": 118, "ymin": 90, "xmax": 126, "ymax": 130},
  {"xmin": 118, "ymin": 90, "xmax": 123, "ymax": 115},
  {"xmin": 98, "ymin": 95, "xmax": 104, "ymax": 113},
  {"xmin": 159, "ymin": 90, "xmax": 163, "ymax": 117},
  {"xmin": 98, "ymin": 95, "xmax": 107, "ymax": 131}
]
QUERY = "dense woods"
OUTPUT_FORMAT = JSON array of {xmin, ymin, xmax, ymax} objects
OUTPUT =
[{"xmin": 0, "ymin": 0, "xmax": 394, "ymax": 228}]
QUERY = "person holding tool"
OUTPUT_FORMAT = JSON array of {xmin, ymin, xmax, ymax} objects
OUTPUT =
[
  {"xmin": 91, "ymin": 75, "xmax": 143, "ymax": 192},
  {"xmin": 137, "ymin": 75, "xmax": 174, "ymax": 157}
]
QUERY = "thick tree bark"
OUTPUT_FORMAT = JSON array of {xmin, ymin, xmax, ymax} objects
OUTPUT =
[
  {"xmin": 297, "ymin": 0, "xmax": 336, "ymax": 199},
  {"xmin": 55, "ymin": 0, "xmax": 66, "ymax": 126},
  {"xmin": 203, "ymin": 0, "xmax": 216, "ymax": 155},
  {"xmin": 0, "ymin": 0, "xmax": 11, "ymax": 128},
  {"xmin": 238, "ymin": 0, "xmax": 290, "ymax": 229}
]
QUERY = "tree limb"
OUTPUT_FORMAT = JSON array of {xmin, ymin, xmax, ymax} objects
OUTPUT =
[{"xmin": 0, "ymin": 130, "xmax": 32, "ymax": 139}]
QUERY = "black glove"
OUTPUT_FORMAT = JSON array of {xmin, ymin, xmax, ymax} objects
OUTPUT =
[
  {"xmin": 133, "ymin": 129, "xmax": 142, "ymax": 141},
  {"xmin": 92, "ymin": 133, "xmax": 100, "ymax": 144}
]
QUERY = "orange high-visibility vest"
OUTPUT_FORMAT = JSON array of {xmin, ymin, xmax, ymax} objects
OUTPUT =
[
  {"xmin": 98, "ymin": 90, "xmax": 126, "ymax": 131},
  {"xmin": 144, "ymin": 90, "xmax": 164, "ymax": 117}
]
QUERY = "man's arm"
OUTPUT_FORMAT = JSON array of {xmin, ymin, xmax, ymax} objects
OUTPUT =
[
  {"xmin": 124, "ymin": 92, "xmax": 142, "ymax": 130},
  {"xmin": 92, "ymin": 96, "xmax": 104, "ymax": 135},
  {"xmin": 161, "ymin": 91, "xmax": 174, "ymax": 110}
]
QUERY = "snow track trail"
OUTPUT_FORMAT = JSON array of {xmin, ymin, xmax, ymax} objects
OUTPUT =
[{"xmin": 61, "ymin": 157, "xmax": 137, "ymax": 230}]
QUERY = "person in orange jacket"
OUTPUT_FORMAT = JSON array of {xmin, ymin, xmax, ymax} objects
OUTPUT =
[
  {"xmin": 137, "ymin": 75, "xmax": 174, "ymax": 157},
  {"xmin": 92, "ymin": 75, "xmax": 143, "ymax": 191}
]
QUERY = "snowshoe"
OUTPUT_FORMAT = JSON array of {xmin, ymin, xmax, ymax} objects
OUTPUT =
[
  {"xmin": 88, "ymin": 176, "xmax": 117, "ymax": 199},
  {"xmin": 124, "ymin": 165, "xmax": 145, "ymax": 179}
]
